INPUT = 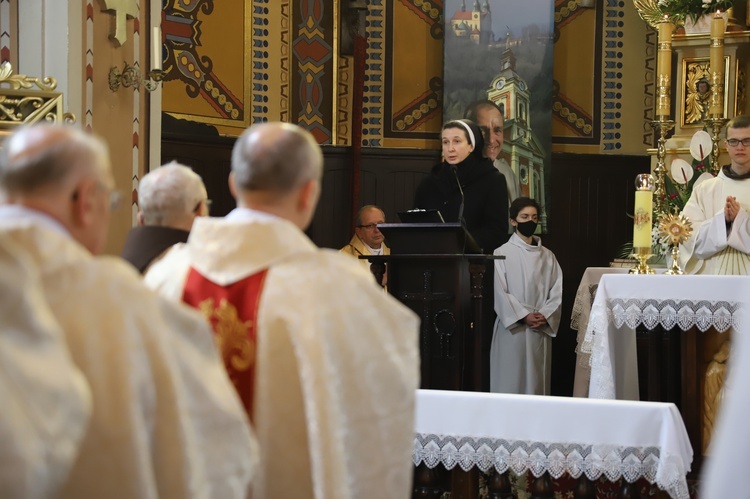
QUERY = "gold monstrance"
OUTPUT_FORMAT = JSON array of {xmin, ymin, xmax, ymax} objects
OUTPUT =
[{"xmin": 658, "ymin": 208, "xmax": 693, "ymax": 275}]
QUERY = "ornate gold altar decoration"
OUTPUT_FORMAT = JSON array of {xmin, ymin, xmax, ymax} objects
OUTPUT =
[
  {"xmin": 684, "ymin": 60, "xmax": 712, "ymax": 124},
  {"xmin": 0, "ymin": 62, "xmax": 75, "ymax": 132},
  {"xmin": 657, "ymin": 208, "xmax": 693, "ymax": 274},
  {"xmin": 635, "ymin": 0, "xmax": 680, "ymax": 216}
]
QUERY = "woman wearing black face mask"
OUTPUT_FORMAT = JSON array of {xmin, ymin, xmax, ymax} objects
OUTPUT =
[{"xmin": 490, "ymin": 196, "xmax": 563, "ymax": 395}]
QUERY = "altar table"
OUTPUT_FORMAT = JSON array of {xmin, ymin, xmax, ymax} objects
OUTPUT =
[
  {"xmin": 413, "ymin": 389, "xmax": 693, "ymax": 499},
  {"xmin": 571, "ymin": 267, "xmax": 632, "ymax": 397},
  {"xmin": 580, "ymin": 274, "xmax": 746, "ymax": 400}
]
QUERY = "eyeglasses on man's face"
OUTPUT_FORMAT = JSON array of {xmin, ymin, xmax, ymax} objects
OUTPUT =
[
  {"xmin": 357, "ymin": 223, "xmax": 383, "ymax": 231},
  {"xmin": 193, "ymin": 199, "xmax": 213, "ymax": 214},
  {"xmin": 108, "ymin": 190, "xmax": 123, "ymax": 211},
  {"xmin": 726, "ymin": 138, "xmax": 750, "ymax": 147}
]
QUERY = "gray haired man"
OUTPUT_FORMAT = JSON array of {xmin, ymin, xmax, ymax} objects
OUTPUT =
[{"xmin": 121, "ymin": 161, "xmax": 209, "ymax": 273}]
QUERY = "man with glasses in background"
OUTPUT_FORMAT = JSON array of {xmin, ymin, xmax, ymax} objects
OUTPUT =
[
  {"xmin": 681, "ymin": 115, "xmax": 750, "ymax": 274},
  {"xmin": 121, "ymin": 161, "xmax": 210, "ymax": 274},
  {"xmin": 340, "ymin": 204, "xmax": 390, "ymax": 286}
]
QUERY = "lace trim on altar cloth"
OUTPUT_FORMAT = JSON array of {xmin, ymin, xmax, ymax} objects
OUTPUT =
[
  {"xmin": 413, "ymin": 434, "xmax": 690, "ymax": 499},
  {"xmin": 581, "ymin": 298, "xmax": 741, "ymax": 399},
  {"xmin": 581, "ymin": 298, "xmax": 742, "ymax": 358},
  {"xmin": 571, "ymin": 284, "xmax": 598, "ymax": 370},
  {"xmin": 606, "ymin": 298, "xmax": 741, "ymax": 333}
]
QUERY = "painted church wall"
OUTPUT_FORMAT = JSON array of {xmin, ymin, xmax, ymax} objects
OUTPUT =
[
  {"xmin": 4, "ymin": 0, "xmax": 155, "ymax": 255},
  {"xmin": 159, "ymin": 1, "xmax": 656, "ymax": 155}
]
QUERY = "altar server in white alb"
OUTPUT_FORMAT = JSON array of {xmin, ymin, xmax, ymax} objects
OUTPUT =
[
  {"xmin": 0, "ymin": 235, "xmax": 91, "ymax": 499},
  {"xmin": 0, "ymin": 124, "xmax": 258, "ymax": 499},
  {"xmin": 491, "ymin": 196, "xmax": 562, "ymax": 395},
  {"xmin": 681, "ymin": 115, "xmax": 750, "ymax": 274},
  {"xmin": 146, "ymin": 121, "xmax": 420, "ymax": 499}
]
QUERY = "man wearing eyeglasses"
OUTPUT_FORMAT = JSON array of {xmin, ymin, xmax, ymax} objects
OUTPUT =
[
  {"xmin": 0, "ymin": 124, "xmax": 258, "ymax": 498},
  {"xmin": 121, "ymin": 161, "xmax": 210, "ymax": 274},
  {"xmin": 681, "ymin": 115, "xmax": 750, "ymax": 275},
  {"xmin": 340, "ymin": 205, "xmax": 390, "ymax": 285}
]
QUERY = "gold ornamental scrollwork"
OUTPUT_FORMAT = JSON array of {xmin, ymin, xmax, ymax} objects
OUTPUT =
[
  {"xmin": 681, "ymin": 57, "xmax": 730, "ymax": 129},
  {"xmin": 684, "ymin": 60, "xmax": 711, "ymax": 125},
  {"xmin": 0, "ymin": 63, "xmax": 58, "ymax": 92},
  {"xmin": 0, "ymin": 62, "xmax": 75, "ymax": 130},
  {"xmin": 633, "ymin": 0, "xmax": 685, "ymax": 27}
]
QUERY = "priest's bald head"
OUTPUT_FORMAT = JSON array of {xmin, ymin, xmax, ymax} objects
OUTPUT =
[
  {"xmin": 230, "ymin": 122, "xmax": 323, "ymax": 229},
  {"xmin": 0, "ymin": 123, "xmax": 116, "ymax": 255}
]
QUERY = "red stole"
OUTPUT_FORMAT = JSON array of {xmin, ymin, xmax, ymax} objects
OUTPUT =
[{"xmin": 182, "ymin": 268, "xmax": 268, "ymax": 420}]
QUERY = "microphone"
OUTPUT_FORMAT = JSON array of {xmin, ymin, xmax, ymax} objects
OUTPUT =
[{"xmin": 450, "ymin": 165, "xmax": 465, "ymax": 225}]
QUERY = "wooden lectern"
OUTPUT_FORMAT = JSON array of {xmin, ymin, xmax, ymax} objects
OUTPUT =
[{"xmin": 364, "ymin": 223, "xmax": 501, "ymax": 392}]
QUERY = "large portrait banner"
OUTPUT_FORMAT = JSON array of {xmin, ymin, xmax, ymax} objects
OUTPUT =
[{"xmin": 444, "ymin": 0, "xmax": 554, "ymax": 230}]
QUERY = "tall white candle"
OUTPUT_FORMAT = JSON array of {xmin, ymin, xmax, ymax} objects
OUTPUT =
[
  {"xmin": 709, "ymin": 12, "xmax": 725, "ymax": 117},
  {"xmin": 656, "ymin": 20, "xmax": 674, "ymax": 117},
  {"xmin": 152, "ymin": 26, "xmax": 162, "ymax": 71}
]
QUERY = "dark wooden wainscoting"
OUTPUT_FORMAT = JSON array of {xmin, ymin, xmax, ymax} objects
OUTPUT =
[
  {"xmin": 544, "ymin": 153, "xmax": 650, "ymax": 396},
  {"xmin": 162, "ymin": 134, "xmax": 236, "ymax": 217},
  {"xmin": 310, "ymin": 147, "xmax": 440, "ymax": 249},
  {"xmin": 162, "ymin": 134, "xmax": 649, "ymax": 396},
  {"xmin": 162, "ymin": 136, "xmax": 440, "ymax": 249}
]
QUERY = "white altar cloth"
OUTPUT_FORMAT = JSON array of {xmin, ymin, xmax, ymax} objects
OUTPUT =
[
  {"xmin": 571, "ymin": 267, "xmax": 631, "ymax": 397},
  {"xmin": 413, "ymin": 389, "xmax": 693, "ymax": 499},
  {"xmin": 581, "ymin": 275, "xmax": 746, "ymax": 400}
]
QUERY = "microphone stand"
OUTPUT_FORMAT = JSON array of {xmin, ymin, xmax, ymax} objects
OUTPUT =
[{"xmin": 450, "ymin": 165, "xmax": 465, "ymax": 226}]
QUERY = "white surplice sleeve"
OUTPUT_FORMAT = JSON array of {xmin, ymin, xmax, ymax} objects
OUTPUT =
[
  {"xmin": 727, "ymin": 208, "xmax": 750, "ymax": 253},
  {"xmin": 538, "ymin": 255, "xmax": 563, "ymax": 336},
  {"xmin": 0, "ymin": 237, "xmax": 91, "ymax": 499},
  {"xmin": 692, "ymin": 210, "xmax": 729, "ymax": 259},
  {"xmin": 680, "ymin": 184, "xmax": 725, "ymax": 273},
  {"xmin": 493, "ymin": 251, "xmax": 531, "ymax": 331}
]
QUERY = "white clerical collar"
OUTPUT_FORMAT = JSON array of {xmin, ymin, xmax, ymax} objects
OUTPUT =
[
  {"xmin": 225, "ymin": 206, "xmax": 282, "ymax": 223},
  {"xmin": 0, "ymin": 204, "xmax": 71, "ymax": 238},
  {"xmin": 364, "ymin": 242, "xmax": 383, "ymax": 255}
]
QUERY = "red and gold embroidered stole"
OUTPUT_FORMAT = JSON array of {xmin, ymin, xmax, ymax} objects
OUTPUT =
[{"xmin": 183, "ymin": 268, "xmax": 268, "ymax": 420}]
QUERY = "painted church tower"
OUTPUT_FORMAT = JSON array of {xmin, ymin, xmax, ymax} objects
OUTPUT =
[{"xmin": 487, "ymin": 41, "xmax": 548, "ymax": 230}]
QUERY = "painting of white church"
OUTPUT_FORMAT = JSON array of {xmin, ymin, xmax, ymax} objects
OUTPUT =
[{"xmin": 444, "ymin": 0, "xmax": 554, "ymax": 231}]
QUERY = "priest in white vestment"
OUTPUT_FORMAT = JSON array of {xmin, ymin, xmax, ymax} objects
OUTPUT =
[
  {"xmin": 0, "ymin": 235, "xmax": 91, "ymax": 499},
  {"xmin": 491, "ymin": 197, "xmax": 562, "ymax": 395},
  {"xmin": 681, "ymin": 115, "xmax": 750, "ymax": 275},
  {"xmin": 146, "ymin": 122, "xmax": 420, "ymax": 499},
  {"xmin": 0, "ymin": 124, "xmax": 258, "ymax": 499}
]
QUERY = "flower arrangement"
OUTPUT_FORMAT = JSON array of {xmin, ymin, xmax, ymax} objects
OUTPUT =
[
  {"xmin": 657, "ymin": 0, "xmax": 735, "ymax": 24},
  {"xmin": 662, "ymin": 129, "xmax": 716, "ymax": 213},
  {"xmin": 617, "ymin": 129, "xmax": 716, "ymax": 261}
]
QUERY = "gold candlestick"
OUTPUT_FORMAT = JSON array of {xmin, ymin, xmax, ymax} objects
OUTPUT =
[
  {"xmin": 630, "ymin": 247, "xmax": 656, "ymax": 275},
  {"xmin": 704, "ymin": 117, "xmax": 728, "ymax": 174},
  {"xmin": 649, "ymin": 118, "xmax": 675, "ymax": 216}
]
